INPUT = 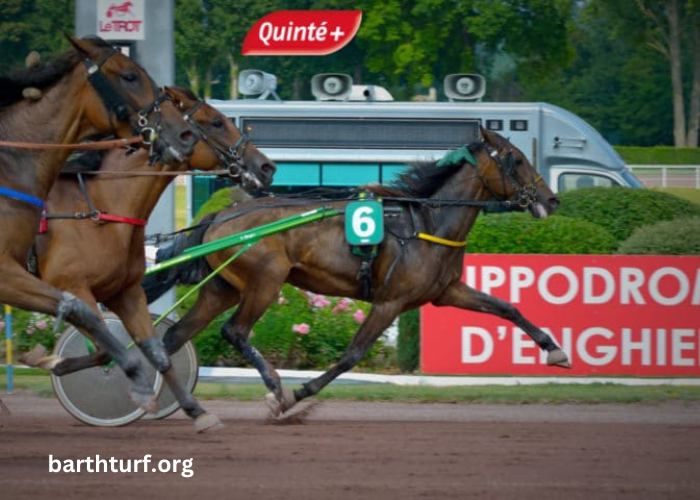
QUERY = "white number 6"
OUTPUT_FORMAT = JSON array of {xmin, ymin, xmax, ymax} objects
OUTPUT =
[{"xmin": 352, "ymin": 206, "xmax": 375, "ymax": 238}]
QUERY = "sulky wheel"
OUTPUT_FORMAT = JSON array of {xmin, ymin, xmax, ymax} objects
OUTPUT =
[
  {"xmin": 142, "ymin": 315, "xmax": 199, "ymax": 421},
  {"xmin": 51, "ymin": 312, "xmax": 163, "ymax": 427}
]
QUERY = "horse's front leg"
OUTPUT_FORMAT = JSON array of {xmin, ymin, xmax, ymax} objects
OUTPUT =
[
  {"xmin": 105, "ymin": 284, "xmax": 223, "ymax": 432},
  {"xmin": 292, "ymin": 301, "xmax": 403, "ymax": 412},
  {"xmin": 432, "ymin": 281, "xmax": 570, "ymax": 368}
]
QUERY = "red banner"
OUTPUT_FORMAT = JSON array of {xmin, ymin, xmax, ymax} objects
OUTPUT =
[
  {"xmin": 242, "ymin": 10, "xmax": 362, "ymax": 56},
  {"xmin": 421, "ymin": 255, "xmax": 700, "ymax": 377}
]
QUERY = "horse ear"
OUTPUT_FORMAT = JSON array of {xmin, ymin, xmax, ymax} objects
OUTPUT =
[
  {"xmin": 65, "ymin": 34, "xmax": 96, "ymax": 58},
  {"xmin": 164, "ymin": 86, "xmax": 185, "ymax": 109}
]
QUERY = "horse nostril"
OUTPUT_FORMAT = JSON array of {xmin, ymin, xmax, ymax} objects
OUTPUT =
[
  {"xmin": 262, "ymin": 163, "xmax": 276, "ymax": 176},
  {"xmin": 180, "ymin": 129, "xmax": 195, "ymax": 145},
  {"xmin": 549, "ymin": 196, "xmax": 560, "ymax": 207}
]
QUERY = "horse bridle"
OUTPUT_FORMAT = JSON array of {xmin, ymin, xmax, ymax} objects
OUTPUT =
[
  {"xmin": 480, "ymin": 141, "xmax": 543, "ymax": 208},
  {"xmin": 180, "ymin": 99, "xmax": 249, "ymax": 178},
  {"xmin": 83, "ymin": 48, "xmax": 168, "ymax": 156}
]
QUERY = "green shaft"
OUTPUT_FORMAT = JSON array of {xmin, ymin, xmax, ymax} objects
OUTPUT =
[{"xmin": 145, "ymin": 206, "xmax": 341, "ymax": 275}]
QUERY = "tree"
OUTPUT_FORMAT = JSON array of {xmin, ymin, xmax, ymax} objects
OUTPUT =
[{"xmin": 632, "ymin": 0, "xmax": 699, "ymax": 146}]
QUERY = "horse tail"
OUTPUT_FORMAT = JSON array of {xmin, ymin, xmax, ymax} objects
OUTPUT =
[{"xmin": 142, "ymin": 214, "xmax": 215, "ymax": 304}]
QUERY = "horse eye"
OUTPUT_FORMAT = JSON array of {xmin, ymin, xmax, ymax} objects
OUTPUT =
[
  {"xmin": 121, "ymin": 72, "xmax": 138, "ymax": 83},
  {"xmin": 213, "ymin": 118, "xmax": 224, "ymax": 128}
]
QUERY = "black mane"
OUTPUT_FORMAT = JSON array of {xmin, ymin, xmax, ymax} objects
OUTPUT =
[
  {"xmin": 367, "ymin": 140, "xmax": 489, "ymax": 199},
  {"xmin": 0, "ymin": 36, "xmax": 116, "ymax": 109}
]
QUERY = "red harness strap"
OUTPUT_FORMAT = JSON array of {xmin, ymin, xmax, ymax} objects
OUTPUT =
[{"xmin": 38, "ymin": 211, "xmax": 147, "ymax": 233}]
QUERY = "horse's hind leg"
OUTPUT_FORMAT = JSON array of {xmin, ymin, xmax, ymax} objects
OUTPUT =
[
  {"xmin": 0, "ymin": 262, "xmax": 156, "ymax": 409},
  {"xmin": 291, "ymin": 301, "xmax": 403, "ymax": 414},
  {"xmin": 433, "ymin": 281, "xmax": 570, "ymax": 368},
  {"xmin": 105, "ymin": 285, "xmax": 223, "ymax": 433}
]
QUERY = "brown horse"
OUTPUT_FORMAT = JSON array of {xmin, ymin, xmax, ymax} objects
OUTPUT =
[
  {"xmin": 0, "ymin": 35, "xmax": 196, "ymax": 411},
  {"xmin": 144, "ymin": 127, "xmax": 570, "ymax": 416},
  {"xmin": 22, "ymin": 87, "xmax": 275, "ymax": 431}
]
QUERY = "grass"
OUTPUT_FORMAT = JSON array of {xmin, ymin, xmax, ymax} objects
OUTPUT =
[{"xmin": 3, "ymin": 367, "xmax": 700, "ymax": 404}]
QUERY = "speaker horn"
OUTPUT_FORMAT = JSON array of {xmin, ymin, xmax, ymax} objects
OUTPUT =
[
  {"xmin": 238, "ymin": 70, "xmax": 279, "ymax": 100},
  {"xmin": 311, "ymin": 73, "xmax": 353, "ymax": 101},
  {"xmin": 443, "ymin": 73, "xmax": 486, "ymax": 101}
]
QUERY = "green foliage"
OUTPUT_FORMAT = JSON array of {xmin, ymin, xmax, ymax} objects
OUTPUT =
[
  {"xmin": 184, "ymin": 284, "xmax": 387, "ymax": 370},
  {"xmin": 466, "ymin": 212, "xmax": 618, "ymax": 254},
  {"xmin": 397, "ymin": 309, "xmax": 420, "ymax": 372},
  {"xmin": 617, "ymin": 216, "xmax": 700, "ymax": 255},
  {"xmin": 0, "ymin": 310, "xmax": 59, "ymax": 360},
  {"xmin": 615, "ymin": 147, "xmax": 700, "ymax": 165},
  {"xmin": 557, "ymin": 187, "xmax": 700, "ymax": 242},
  {"xmin": 192, "ymin": 187, "xmax": 237, "ymax": 222}
]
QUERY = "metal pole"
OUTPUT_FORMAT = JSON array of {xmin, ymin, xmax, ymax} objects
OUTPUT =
[{"xmin": 4, "ymin": 305, "xmax": 13, "ymax": 394}]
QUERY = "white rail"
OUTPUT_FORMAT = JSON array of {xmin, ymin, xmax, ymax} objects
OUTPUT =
[{"xmin": 628, "ymin": 164, "xmax": 700, "ymax": 188}]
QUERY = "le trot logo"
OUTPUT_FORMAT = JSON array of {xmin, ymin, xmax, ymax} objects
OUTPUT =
[
  {"xmin": 242, "ymin": 10, "xmax": 362, "ymax": 56},
  {"xmin": 97, "ymin": 0, "xmax": 145, "ymax": 40}
]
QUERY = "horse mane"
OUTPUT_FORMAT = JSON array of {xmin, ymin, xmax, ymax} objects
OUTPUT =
[
  {"xmin": 168, "ymin": 85, "xmax": 200, "ymax": 101},
  {"xmin": 0, "ymin": 36, "xmax": 114, "ymax": 109}
]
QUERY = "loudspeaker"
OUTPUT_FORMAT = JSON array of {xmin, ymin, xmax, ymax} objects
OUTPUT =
[
  {"xmin": 311, "ymin": 73, "xmax": 353, "ymax": 101},
  {"xmin": 443, "ymin": 73, "xmax": 486, "ymax": 101},
  {"xmin": 238, "ymin": 70, "xmax": 278, "ymax": 99}
]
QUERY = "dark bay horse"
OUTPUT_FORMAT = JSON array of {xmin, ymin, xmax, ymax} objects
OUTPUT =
[
  {"xmin": 144, "ymin": 127, "xmax": 570, "ymax": 416},
  {"xmin": 0, "ymin": 35, "xmax": 196, "ymax": 410},
  {"xmin": 22, "ymin": 87, "xmax": 275, "ymax": 431}
]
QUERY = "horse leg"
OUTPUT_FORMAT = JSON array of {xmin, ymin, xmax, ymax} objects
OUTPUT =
[
  {"xmin": 161, "ymin": 282, "xmax": 241, "ymax": 356},
  {"xmin": 105, "ymin": 285, "xmax": 223, "ymax": 432},
  {"xmin": 432, "ymin": 281, "xmax": 570, "ymax": 368},
  {"xmin": 289, "ymin": 302, "xmax": 403, "ymax": 415},
  {"xmin": 217, "ymin": 285, "xmax": 290, "ymax": 416},
  {"xmin": 0, "ymin": 261, "xmax": 156, "ymax": 410}
]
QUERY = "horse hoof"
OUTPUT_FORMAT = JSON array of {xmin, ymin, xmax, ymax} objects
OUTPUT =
[
  {"xmin": 547, "ymin": 349, "xmax": 571, "ymax": 369},
  {"xmin": 129, "ymin": 389, "xmax": 158, "ymax": 414},
  {"xmin": 264, "ymin": 392, "xmax": 283, "ymax": 417},
  {"xmin": 264, "ymin": 387, "xmax": 298, "ymax": 417},
  {"xmin": 37, "ymin": 355, "xmax": 63, "ymax": 371},
  {"xmin": 194, "ymin": 412, "xmax": 224, "ymax": 433},
  {"xmin": 19, "ymin": 344, "xmax": 47, "ymax": 367}
]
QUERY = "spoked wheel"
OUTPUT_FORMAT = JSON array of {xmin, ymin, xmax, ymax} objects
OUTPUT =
[
  {"xmin": 142, "ymin": 316, "xmax": 199, "ymax": 421},
  {"xmin": 51, "ymin": 312, "xmax": 164, "ymax": 427}
]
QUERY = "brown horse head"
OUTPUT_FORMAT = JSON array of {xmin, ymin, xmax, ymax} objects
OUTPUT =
[
  {"xmin": 477, "ymin": 127, "xmax": 559, "ymax": 218},
  {"xmin": 65, "ymin": 35, "xmax": 196, "ymax": 164},
  {"xmin": 165, "ymin": 86, "xmax": 276, "ymax": 191}
]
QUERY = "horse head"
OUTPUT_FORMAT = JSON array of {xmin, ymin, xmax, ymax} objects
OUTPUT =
[
  {"xmin": 477, "ymin": 127, "xmax": 559, "ymax": 218},
  {"xmin": 165, "ymin": 86, "xmax": 276, "ymax": 192},
  {"xmin": 66, "ymin": 35, "xmax": 196, "ymax": 165}
]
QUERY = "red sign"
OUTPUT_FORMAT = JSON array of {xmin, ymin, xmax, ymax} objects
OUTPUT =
[
  {"xmin": 421, "ymin": 255, "xmax": 700, "ymax": 377},
  {"xmin": 242, "ymin": 10, "xmax": 362, "ymax": 56},
  {"xmin": 97, "ymin": 0, "xmax": 145, "ymax": 41}
]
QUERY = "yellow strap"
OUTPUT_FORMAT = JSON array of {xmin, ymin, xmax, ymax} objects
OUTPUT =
[{"xmin": 417, "ymin": 232, "xmax": 467, "ymax": 248}]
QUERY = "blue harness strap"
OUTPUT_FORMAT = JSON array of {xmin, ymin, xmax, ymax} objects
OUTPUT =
[{"xmin": 0, "ymin": 186, "xmax": 45, "ymax": 209}]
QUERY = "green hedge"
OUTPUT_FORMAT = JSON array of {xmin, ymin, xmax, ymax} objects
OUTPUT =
[
  {"xmin": 617, "ymin": 216, "xmax": 700, "ymax": 255},
  {"xmin": 466, "ymin": 212, "xmax": 618, "ymax": 254},
  {"xmin": 557, "ymin": 187, "xmax": 700, "ymax": 242},
  {"xmin": 615, "ymin": 146, "xmax": 700, "ymax": 165}
]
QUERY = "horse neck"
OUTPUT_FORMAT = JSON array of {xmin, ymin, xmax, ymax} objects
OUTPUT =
[
  {"xmin": 80, "ymin": 150, "xmax": 181, "ymax": 220},
  {"xmin": 0, "ymin": 76, "xmax": 96, "ymax": 198},
  {"xmin": 423, "ymin": 161, "xmax": 491, "ymax": 242}
]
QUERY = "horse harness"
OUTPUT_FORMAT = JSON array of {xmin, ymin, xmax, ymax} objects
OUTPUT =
[
  {"xmin": 180, "ymin": 99, "xmax": 251, "ymax": 178},
  {"xmin": 0, "ymin": 48, "xmax": 170, "ymax": 211}
]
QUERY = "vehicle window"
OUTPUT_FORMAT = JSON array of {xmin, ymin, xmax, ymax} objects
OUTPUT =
[{"xmin": 558, "ymin": 173, "xmax": 618, "ymax": 192}]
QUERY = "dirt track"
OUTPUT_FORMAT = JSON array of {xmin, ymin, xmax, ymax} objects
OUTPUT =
[{"xmin": 1, "ymin": 392, "xmax": 699, "ymax": 500}]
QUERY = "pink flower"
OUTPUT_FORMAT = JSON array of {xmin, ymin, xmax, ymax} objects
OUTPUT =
[
  {"xmin": 292, "ymin": 323, "xmax": 310, "ymax": 334},
  {"xmin": 353, "ymin": 309, "xmax": 366, "ymax": 324},
  {"xmin": 0, "ymin": 321, "xmax": 5, "ymax": 330},
  {"xmin": 277, "ymin": 295, "xmax": 289, "ymax": 305},
  {"xmin": 332, "ymin": 298, "xmax": 352, "ymax": 314},
  {"xmin": 35, "ymin": 320, "xmax": 48, "ymax": 330},
  {"xmin": 307, "ymin": 293, "xmax": 330, "ymax": 308},
  {"xmin": 26, "ymin": 326, "xmax": 35, "ymax": 336}
]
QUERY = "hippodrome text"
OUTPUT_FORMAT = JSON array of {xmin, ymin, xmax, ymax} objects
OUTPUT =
[{"xmin": 422, "ymin": 254, "xmax": 700, "ymax": 376}]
